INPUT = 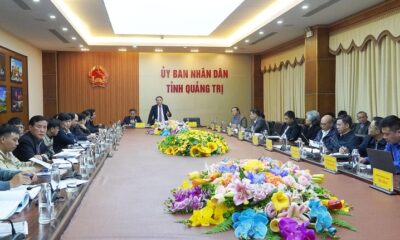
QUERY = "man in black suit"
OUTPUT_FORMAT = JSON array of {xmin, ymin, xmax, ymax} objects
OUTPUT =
[
  {"xmin": 280, "ymin": 110, "xmax": 301, "ymax": 141},
  {"xmin": 147, "ymin": 96, "xmax": 172, "ymax": 125},
  {"xmin": 122, "ymin": 109, "xmax": 142, "ymax": 125},
  {"xmin": 248, "ymin": 108, "xmax": 267, "ymax": 134}
]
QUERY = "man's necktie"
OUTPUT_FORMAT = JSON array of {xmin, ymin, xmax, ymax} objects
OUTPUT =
[{"xmin": 158, "ymin": 106, "xmax": 162, "ymax": 122}]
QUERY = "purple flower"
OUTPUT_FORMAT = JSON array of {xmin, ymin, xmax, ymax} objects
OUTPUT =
[
  {"xmin": 264, "ymin": 202, "xmax": 277, "ymax": 218},
  {"xmin": 278, "ymin": 217, "xmax": 316, "ymax": 240},
  {"xmin": 247, "ymin": 172, "xmax": 265, "ymax": 184},
  {"xmin": 218, "ymin": 163, "xmax": 237, "ymax": 173},
  {"xmin": 169, "ymin": 186, "xmax": 210, "ymax": 213},
  {"xmin": 269, "ymin": 167, "xmax": 289, "ymax": 177}
]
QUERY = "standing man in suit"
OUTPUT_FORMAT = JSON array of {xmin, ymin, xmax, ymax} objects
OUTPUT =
[{"xmin": 147, "ymin": 96, "xmax": 172, "ymax": 125}]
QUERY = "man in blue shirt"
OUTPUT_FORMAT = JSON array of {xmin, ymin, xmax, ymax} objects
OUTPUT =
[
  {"xmin": 0, "ymin": 168, "xmax": 32, "ymax": 191},
  {"xmin": 380, "ymin": 115, "xmax": 400, "ymax": 173}
]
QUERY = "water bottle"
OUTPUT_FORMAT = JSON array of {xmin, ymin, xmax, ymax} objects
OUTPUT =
[
  {"xmin": 281, "ymin": 135, "xmax": 288, "ymax": 151},
  {"xmin": 297, "ymin": 138, "xmax": 305, "ymax": 158},
  {"xmin": 38, "ymin": 183, "xmax": 52, "ymax": 224},
  {"xmin": 79, "ymin": 154, "xmax": 88, "ymax": 179},
  {"xmin": 351, "ymin": 149, "xmax": 360, "ymax": 169}
]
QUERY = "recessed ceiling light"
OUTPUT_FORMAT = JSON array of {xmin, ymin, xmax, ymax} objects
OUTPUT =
[
  {"xmin": 79, "ymin": 44, "xmax": 83, "ymax": 48},
  {"xmin": 118, "ymin": 48, "xmax": 127, "ymax": 52},
  {"xmin": 190, "ymin": 49, "xmax": 199, "ymax": 53},
  {"xmin": 259, "ymin": 31, "xmax": 264, "ymax": 35},
  {"xmin": 277, "ymin": 20, "xmax": 283, "ymax": 24},
  {"xmin": 245, "ymin": 39, "xmax": 250, "ymax": 43},
  {"xmin": 71, "ymin": 36, "xmax": 77, "ymax": 40},
  {"xmin": 233, "ymin": 46, "xmax": 238, "ymax": 50},
  {"xmin": 81, "ymin": 48, "xmax": 90, "ymax": 51},
  {"xmin": 49, "ymin": 15, "xmax": 56, "ymax": 19},
  {"xmin": 62, "ymin": 27, "xmax": 68, "ymax": 31},
  {"xmin": 132, "ymin": 45, "xmax": 137, "ymax": 48},
  {"xmin": 33, "ymin": 0, "xmax": 40, "ymax": 2},
  {"xmin": 225, "ymin": 49, "xmax": 234, "ymax": 53},
  {"xmin": 183, "ymin": 46, "xmax": 187, "ymax": 49},
  {"xmin": 155, "ymin": 48, "xmax": 163, "ymax": 52},
  {"xmin": 302, "ymin": 5, "xmax": 309, "ymax": 10},
  {"xmin": 104, "ymin": 0, "xmax": 244, "ymax": 36}
]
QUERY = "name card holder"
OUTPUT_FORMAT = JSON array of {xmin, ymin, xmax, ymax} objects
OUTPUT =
[
  {"xmin": 370, "ymin": 168, "xmax": 395, "ymax": 195},
  {"xmin": 238, "ymin": 131, "xmax": 244, "ymax": 141},
  {"xmin": 266, "ymin": 139, "xmax": 273, "ymax": 151},
  {"xmin": 323, "ymin": 155, "xmax": 338, "ymax": 174},
  {"xmin": 211, "ymin": 124, "xmax": 215, "ymax": 131},
  {"xmin": 290, "ymin": 146, "xmax": 301, "ymax": 161},
  {"xmin": 188, "ymin": 122, "xmax": 197, "ymax": 128},
  {"xmin": 227, "ymin": 127, "xmax": 233, "ymax": 136},
  {"xmin": 252, "ymin": 134, "xmax": 259, "ymax": 146},
  {"xmin": 135, "ymin": 122, "xmax": 145, "ymax": 128},
  {"xmin": 216, "ymin": 125, "xmax": 222, "ymax": 133}
]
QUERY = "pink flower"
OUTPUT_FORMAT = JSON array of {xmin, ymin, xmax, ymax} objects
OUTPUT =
[
  {"xmin": 298, "ymin": 175, "xmax": 311, "ymax": 187},
  {"xmin": 282, "ymin": 175, "xmax": 296, "ymax": 187},
  {"xmin": 229, "ymin": 179, "xmax": 253, "ymax": 206},
  {"xmin": 265, "ymin": 202, "xmax": 277, "ymax": 218}
]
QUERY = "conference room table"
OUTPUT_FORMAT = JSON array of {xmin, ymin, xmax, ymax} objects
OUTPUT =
[{"xmin": 44, "ymin": 128, "xmax": 398, "ymax": 240}]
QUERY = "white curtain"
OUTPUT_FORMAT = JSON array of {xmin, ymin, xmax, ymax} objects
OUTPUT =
[
  {"xmin": 263, "ymin": 64, "xmax": 305, "ymax": 121},
  {"xmin": 336, "ymin": 36, "xmax": 400, "ymax": 118}
]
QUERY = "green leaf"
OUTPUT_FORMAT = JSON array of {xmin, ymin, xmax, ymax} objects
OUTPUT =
[
  {"xmin": 204, "ymin": 218, "xmax": 233, "ymax": 234},
  {"xmin": 239, "ymin": 167, "xmax": 245, "ymax": 180},
  {"xmin": 175, "ymin": 219, "xmax": 191, "ymax": 226},
  {"xmin": 332, "ymin": 217, "xmax": 357, "ymax": 232},
  {"xmin": 265, "ymin": 230, "xmax": 282, "ymax": 240},
  {"xmin": 331, "ymin": 210, "xmax": 352, "ymax": 216},
  {"xmin": 316, "ymin": 231, "xmax": 340, "ymax": 239}
]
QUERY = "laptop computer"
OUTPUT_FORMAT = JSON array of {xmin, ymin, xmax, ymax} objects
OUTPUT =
[{"xmin": 366, "ymin": 148, "xmax": 396, "ymax": 194}]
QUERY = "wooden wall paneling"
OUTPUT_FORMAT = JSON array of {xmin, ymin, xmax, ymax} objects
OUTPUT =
[
  {"xmin": 0, "ymin": 45, "xmax": 29, "ymax": 125},
  {"xmin": 252, "ymin": 55, "xmax": 263, "ymax": 111},
  {"xmin": 42, "ymin": 51, "xmax": 58, "ymax": 117},
  {"xmin": 57, "ymin": 52, "xmax": 139, "ymax": 125}
]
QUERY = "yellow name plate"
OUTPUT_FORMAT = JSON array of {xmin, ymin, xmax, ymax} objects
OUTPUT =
[
  {"xmin": 372, "ymin": 168, "xmax": 394, "ymax": 192},
  {"xmin": 238, "ymin": 131, "xmax": 244, "ymax": 141},
  {"xmin": 290, "ymin": 146, "xmax": 301, "ymax": 161},
  {"xmin": 266, "ymin": 139, "xmax": 273, "ymax": 151},
  {"xmin": 323, "ymin": 155, "xmax": 338, "ymax": 173},
  {"xmin": 135, "ymin": 122, "xmax": 145, "ymax": 128},
  {"xmin": 187, "ymin": 122, "xmax": 197, "ymax": 128},
  {"xmin": 227, "ymin": 127, "xmax": 233, "ymax": 136},
  {"xmin": 252, "ymin": 134, "xmax": 259, "ymax": 146}
]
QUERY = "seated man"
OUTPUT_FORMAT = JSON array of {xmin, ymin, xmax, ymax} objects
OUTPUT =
[
  {"xmin": 248, "ymin": 109, "xmax": 266, "ymax": 134},
  {"xmin": 230, "ymin": 107, "xmax": 247, "ymax": 129},
  {"xmin": 13, "ymin": 115, "xmax": 50, "ymax": 162},
  {"xmin": 280, "ymin": 110, "xmax": 301, "ymax": 141},
  {"xmin": 314, "ymin": 115, "xmax": 337, "ymax": 153},
  {"xmin": 122, "ymin": 109, "xmax": 142, "ymax": 125},
  {"xmin": 333, "ymin": 115, "xmax": 359, "ymax": 153},
  {"xmin": 70, "ymin": 113, "xmax": 96, "ymax": 141},
  {"xmin": 54, "ymin": 113, "xmax": 76, "ymax": 153},
  {"xmin": 84, "ymin": 108, "xmax": 100, "ymax": 133},
  {"xmin": 358, "ymin": 117, "xmax": 386, "ymax": 161},
  {"xmin": 43, "ymin": 118, "xmax": 61, "ymax": 156},
  {"xmin": 302, "ymin": 110, "xmax": 321, "ymax": 143},
  {"xmin": 380, "ymin": 115, "xmax": 400, "ymax": 173},
  {"xmin": 0, "ymin": 124, "xmax": 39, "ymax": 172},
  {"xmin": 353, "ymin": 111, "xmax": 370, "ymax": 136},
  {"xmin": 0, "ymin": 168, "xmax": 33, "ymax": 191},
  {"xmin": 147, "ymin": 96, "xmax": 172, "ymax": 125},
  {"xmin": 7, "ymin": 117, "xmax": 24, "ymax": 135}
]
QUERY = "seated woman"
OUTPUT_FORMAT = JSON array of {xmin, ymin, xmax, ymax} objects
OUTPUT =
[
  {"xmin": 230, "ymin": 107, "xmax": 247, "ymax": 129},
  {"xmin": 248, "ymin": 108, "xmax": 267, "ymax": 134},
  {"xmin": 302, "ymin": 110, "xmax": 321, "ymax": 144},
  {"xmin": 122, "ymin": 109, "xmax": 142, "ymax": 125}
]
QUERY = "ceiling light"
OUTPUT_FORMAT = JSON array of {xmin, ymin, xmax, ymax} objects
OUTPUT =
[
  {"xmin": 225, "ymin": 50, "xmax": 234, "ymax": 53},
  {"xmin": 104, "ymin": 0, "xmax": 244, "ymax": 36},
  {"xmin": 81, "ymin": 48, "xmax": 90, "ymax": 51},
  {"xmin": 277, "ymin": 20, "xmax": 283, "ymax": 24},
  {"xmin": 259, "ymin": 31, "xmax": 264, "ymax": 35},
  {"xmin": 33, "ymin": 0, "xmax": 40, "ymax": 2},
  {"xmin": 79, "ymin": 44, "xmax": 83, "ymax": 48},
  {"xmin": 244, "ymin": 39, "xmax": 250, "ymax": 43},
  {"xmin": 132, "ymin": 46, "xmax": 138, "ymax": 48},
  {"xmin": 302, "ymin": 5, "xmax": 309, "ymax": 10},
  {"xmin": 155, "ymin": 48, "xmax": 163, "ymax": 52},
  {"xmin": 190, "ymin": 49, "xmax": 199, "ymax": 53},
  {"xmin": 183, "ymin": 46, "xmax": 187, "ymax": 49},
  {"xmin": 71, "ymin": 36, "xmax": 77, "ymax": 40},
  {"xmin": 233, "ymin": 46, "xmax": 238, "ymax": 50},
  {"xmin": 118, "ymin": 48, "xmax": 127, "ymax": 52},
  {"xmin": 49, "ymin": 15, "xmax": 56, "ymax": 19},
  {"xmin": 62, "ymin": 27, "xmax": 68, "ymax": 31}
]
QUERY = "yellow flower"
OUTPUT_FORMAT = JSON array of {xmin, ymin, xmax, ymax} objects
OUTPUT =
[
  {"xmin": 190, "ymin": 146, "xmax": 201, "ymax": 157},
  {"xmin": 188, "ymin": 171, "xmax": 201, "ymax": 180},
  {"xmin": 271, "ymin": 191, "xmax": 290, "ymax": 212},
  {"xmin": 164, "ymin": 147, "xmax": 176, "ymax": 155},
  {"xmin": 180, "ymin": 179, "xmax": 192, "ymax": 190},
  {"xmin": 270, "ymin": 218, "xmax": 280, "ymax": 232},
  {"xmin": 189, "ymin": 200, "xmax": 232, "ymax": 227},
  {"xmin": 242, "ymin": 159, "xmax": 264, "ymax": 172},
  {"xmin": 207, "ymin": 142, "xmax": 218, "ymax": 152}
]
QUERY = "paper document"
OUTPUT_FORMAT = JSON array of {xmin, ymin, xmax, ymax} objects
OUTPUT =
[
  {"xmin": 53, "ymin": 151, "xmax": 81, "ymax": 158},
  {"xmin": 58, "ymin": 178, "xmax": 88, "ymax": 190},
  {"xmin": 0, "ymin": 190, "xmax": 30, "ymax": 219},
  {"xmin": 29, "ymin": 157, "xmax": 52, "ymax": 169},
  {"xmin": 52, "ymin": 158, "xmax": 79, "ymax": 164},
  {"xmin": 0, "ymin": 220, "xmax": 28, "ymax": 237},
  {"xmin": 309, "ymin": 140, "xmax": 321, "ymax": 148},
  {"xmin": 267, "ymin": 135, "xmax": 281, "ymax": 140},
  {"xmin": 12, "ymin": 185, "xmax": 41, "ymax": 200}
]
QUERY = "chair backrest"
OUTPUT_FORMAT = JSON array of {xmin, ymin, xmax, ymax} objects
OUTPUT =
[
  {"xmin": 183, "ymin": 117, "xmax": 201, "ymax": 125},
  {"xmin": 267, "ymin": 121, "xmax": 275, "ymax": 133},
  {"xmin": 296, "ymin": 118, "xmax": 305, "ymax": 124}
]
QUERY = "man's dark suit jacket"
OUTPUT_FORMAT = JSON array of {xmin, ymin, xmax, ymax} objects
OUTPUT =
[
  {"xmin": 250, "ymin": 117, "xmax": 267, "ymax": 133},
  {"xmin": 13, "ymin": 132, "xmax": 49, "ymax": 162},
  {"xmin": 280, "ymin": 123, "xmax": 302, "ymax": 141},
  {"xmin": 122, "ymin": 116, "xmax": 142, "ymax": 125},
  {"xmin": 53, "ymin": 128, "xmax": 76, "ymax": 153},
  {"xmin": 147, "ymin": 104, "xmax": 171, "ymax": 125}
]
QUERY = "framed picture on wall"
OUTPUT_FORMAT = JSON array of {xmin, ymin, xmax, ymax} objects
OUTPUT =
[
  {"xmin": 10, "ymin": 57, "xmax": 23, "ymax": 83},
  {"xmin": 11, "ymin": 87, "xmax": 23, "ymax": 112},
  {"xmin": 0, "ymin": 53, "xmax": 5, "ymax": 81},
  {"xmin": 0, "ymin": 85, "xmax": 6, "ymax": 113}
]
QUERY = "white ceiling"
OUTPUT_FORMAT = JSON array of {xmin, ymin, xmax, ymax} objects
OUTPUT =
[{"xmin": 0, "ymin": 0, "xmax": 385, "ymax": 54}]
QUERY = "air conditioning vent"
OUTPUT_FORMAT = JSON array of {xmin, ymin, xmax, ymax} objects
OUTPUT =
[
  {"xmin": 250, "ymin": 32, "xmax": 277, "ymax": 45},
  {"xmin": 13, "ymin": 0, "xmax": 31, "ymax": 10},
  {"xmin": 49, "ymin": 29, "xmax": 69, "ymax": 43},
  {"xmin": 303, "ymin": 0, "xmax": 341, "ymax": 17}
]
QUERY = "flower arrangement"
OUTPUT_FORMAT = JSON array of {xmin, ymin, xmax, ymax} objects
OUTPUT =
[
  {"xmin": 164, "ymin": 157, "xmax": 355, "ymax": 239},
  {"xmin": 158, "ymin": 129, "xmax": 229, "ymax": 157},
  {"xmin": 147, "ymin": 120, "xmax": 190, "ymax": 136}
]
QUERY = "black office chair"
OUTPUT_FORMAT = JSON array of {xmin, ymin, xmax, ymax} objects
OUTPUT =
[
  {"xmin": 296, "ymin": 118, "xmax": 306, "ymax": 124},
  {"xmin": 267, "ymin": 121, "xmax": 275, "ymax": 133},
  {"xmin": 183, "ymin": 117, "xmax": 201, "ymax": 126}
]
